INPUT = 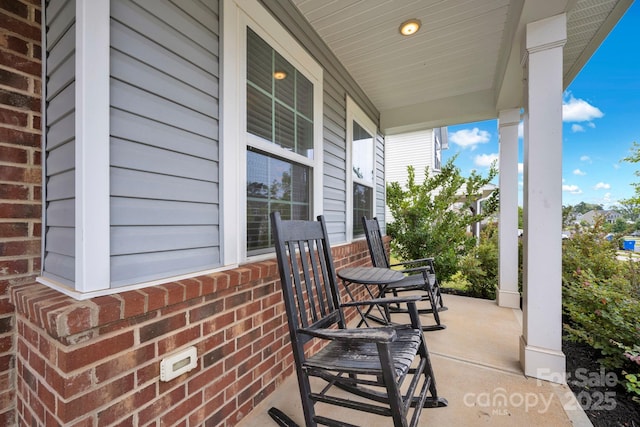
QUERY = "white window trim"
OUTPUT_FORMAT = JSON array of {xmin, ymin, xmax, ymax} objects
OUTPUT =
[
  {"xmin": 346, "ymin": 96, "xmax": 377, "ymax": 241},
  {"xmin": 222, "ymin": 0, "xmax": 323, "ymax": 264}
]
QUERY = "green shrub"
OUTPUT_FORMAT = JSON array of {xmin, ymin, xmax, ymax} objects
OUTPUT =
[
  {"xmin": 441, "ymin": 271, "xmax": 471, "ymax": 291},
  {"xmin": 614, "ymin": 342, "xmax": 640, "ymax": 401},
  {"xmin": 563, "ymin": 269, "xmax": 640, "ymax": 370},
  {"xmin": 562, "ymin": 218, "xmax": 622, "ymax": 283},
  {"xmin": 457, "ymin": 224, "xmax": 498, "ymax": 299},
  {"xmin": 386, "ymin": 158, "xmax": 498, "ymax": 283}
]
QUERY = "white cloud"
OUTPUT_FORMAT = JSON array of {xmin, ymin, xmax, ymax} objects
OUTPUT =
[
  {"xmin": 603, "ymin": 193, "xmax": 612, "ymax": 203},
  {"xmin": 518, "ymin": 163, "xmax": 523, "ymax": 174},
  {"xmin": 571, "ymin": 124, "xmax": 585, "ymax": 132},
  {"xmin": 573, "ymin": 169, "xmax": 586, "ymax": 176},
  {"xmin": 613, "ymin": 164, "xmax": 621, "ymax": 170},
  {"xmin": 588, "ymin": 122, "xmax": 596, "ymax": 128},
  {"xmin": 594, "ymin": 182, "xmax": 611, "ymax": 190},
  {"xmin": 563, "ymin": 93, "xmax": 604, "ymax": 122},
  {"xmin": 580, "ymin": 155, "xmax": 592, "ymax": 163},
  {"xmin": 474, "ymin": 153, "xmax": 498, "ymax": 168},
  {"xmin": 563, "ymin": 184, "xmax": 582, "ymax": 194},
  {"xmin": 449, "ymin": 127, "xmax": 490, "ymax": 149}
]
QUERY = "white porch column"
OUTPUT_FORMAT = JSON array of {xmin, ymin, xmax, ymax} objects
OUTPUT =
[
  {"xmin": 520, "ymin": 14, "xmax": 566, "ymax": 383},
  {"xmin": 497, "ymin": 109, "xmax": 521, "ymax": 309}
]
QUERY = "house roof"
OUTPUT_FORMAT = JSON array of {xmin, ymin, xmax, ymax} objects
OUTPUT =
[{"xmin": 290, "ymin": 0, "xmax": 632, "ymax": 134}]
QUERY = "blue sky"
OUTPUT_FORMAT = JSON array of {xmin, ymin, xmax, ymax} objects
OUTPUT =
[{"xmin": 443, "ymin": 3, "xmax": 640, "ymax": 208}]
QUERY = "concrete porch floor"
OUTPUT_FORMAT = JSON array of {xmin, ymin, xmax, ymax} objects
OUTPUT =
[{"xmin": 237, "ymin": 294, "xmax": 593, "ymax": 426}]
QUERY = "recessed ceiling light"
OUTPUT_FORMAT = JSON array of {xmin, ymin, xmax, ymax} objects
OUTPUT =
[
  {"xmin": 273, "ymin": 71, "xmax": 287, "ymax": 80},
  {"xmin": 399, "ymin": 19, "xmax": 421, "ymax": 36}
]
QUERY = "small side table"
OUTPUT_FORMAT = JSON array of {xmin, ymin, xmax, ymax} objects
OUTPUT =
[{"xmin": 337, "ymin": 267, "xmax": 404, "ymax": 327}]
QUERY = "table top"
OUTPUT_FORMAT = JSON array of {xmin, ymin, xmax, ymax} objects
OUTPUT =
[{"xmin": 337, "ymin": 267, "xmax": 404, "ymax": 285}]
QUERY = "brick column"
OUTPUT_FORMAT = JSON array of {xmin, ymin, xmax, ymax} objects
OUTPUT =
[{"xmin": 0, "ymin": 1, "xmax": 43, "ymax": 424}]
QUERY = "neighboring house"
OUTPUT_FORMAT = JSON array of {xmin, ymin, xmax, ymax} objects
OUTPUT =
[
  {"xmin": 578, "ymin": 209, "xmax": 623, "ymax": 225},
  {"xmin": 0, "ymin": 0, "xmax": 631, "ymax": 425},
  {"xmin": 384, "ymin": 127, "xmax": 448, "ymax": 223}
]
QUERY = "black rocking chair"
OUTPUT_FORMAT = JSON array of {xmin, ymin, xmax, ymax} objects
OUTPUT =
[
  {"xmin": 362, "ymin": 217, "xmax": 447, "ymax": 331},
  {"xmin": 269, "ymin": 212, "xmax": 446, "ymax": 427}
]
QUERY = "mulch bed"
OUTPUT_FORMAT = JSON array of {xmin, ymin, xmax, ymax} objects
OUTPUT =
[{"xmin": 563, "ymin": 338, "xmax": 640, "ymax": 426}]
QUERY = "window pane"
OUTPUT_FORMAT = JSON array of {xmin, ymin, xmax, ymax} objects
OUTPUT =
[
  {"xmin": 274, "ymin": 52, "xmax": 295, "ymax": 108},
  {"xmin": 297, "ymin": 116, "xmax": 314, "ymax": 158},
  {"xmin": 274, "ymin": 103, "xmax": 295, "ymax": 151},
  {"xmin": 353, "ymin": 183, "xmax": 372, "ymax": 236},
  {"xmin": 246, "ymin": 26, "xmax": 313, "ymax": 159},
  {"xmin": 352, "ymin": 121, "xmax": 374, "ymax": 184},
  {"xmin": 247, "ymin": 149, "xmax": 310, "ymax": 252},
  {"xmin": 247, "ymin": 200, "xmax": 270, "ymax": 250},
  {"xmin": 247, "ymin": 85, "xmax": 273, "ymax": 142},
  {"xmin": 247, "ymin": 29, "xmax": 272, "ymax": 93},
  {"xmin": 297, "ymin": 73, "xmax": 313, "ymax": 118},
  {"xmin": 291, "ymin": 162, "xmax": 309, "ymax": 204},
  {"xmin": 293, "ymin": 204, "xmax": 309, "ymax": 222}
]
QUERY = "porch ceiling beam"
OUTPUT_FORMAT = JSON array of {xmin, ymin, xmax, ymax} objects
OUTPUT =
[{"xmin": 380, "ymin": 89, "xmax": 496, "ymax": 135}]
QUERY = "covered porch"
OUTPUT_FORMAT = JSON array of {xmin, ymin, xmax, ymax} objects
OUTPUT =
[
  {"xmin": 237, "ymin": 294, "xmax": 592, "ymax": 426},
  {"xmin": 0, "ymin": 0, "xmax": 633, "ymax": 425}
]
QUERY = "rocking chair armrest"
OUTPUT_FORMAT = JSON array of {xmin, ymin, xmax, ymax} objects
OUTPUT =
[
  {"xmin": 298, "ymin": 326, "xmax": 397, "ymax": 343},
  {"xmin": 340, "ymin": 295, "xmax": 422, "ymax": 308},
  {"xmin": 390, "ymin": 257, "xmax": 435, "ymax": 268},
  {"xmin": 395, "ymin": 266, "xmax": 434, "ymax": 275}
]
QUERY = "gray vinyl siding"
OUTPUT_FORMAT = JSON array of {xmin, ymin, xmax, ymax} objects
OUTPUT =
[
  {"xmin": 109, "ymin": 0, "xmax": 220, "ymax": 286},
  {"xmin": 321, "ymin": 75, "xmax": 386, "ymax": 242},
  {"xmin": 322, "ymin": 74, "xmax": 347, "ymax": 241},
  {"xmin": 375, "ymin": 131, "xmax": 386, "ymax": 232},
  {"xmin": 42, "ymin": 0, "xmax": 380, "ymax": 293},
  {"xmin": 43, "ymin": 0, "xmax": 76, "ymax": 285}
]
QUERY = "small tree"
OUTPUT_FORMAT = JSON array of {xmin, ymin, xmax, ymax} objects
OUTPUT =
[
  {"xmin": 386, "ymin": 157, "xmax": 498, "ymax": 281},
  {"xmin": 615, "ymin": 200, "xmax": 640, "ymax": 223}
]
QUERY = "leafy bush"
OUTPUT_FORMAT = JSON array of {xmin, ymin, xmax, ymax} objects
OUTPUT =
[
  {"xmin": 563, "ymin": 269, "xmax": 640, "ymax": 370},
  {"xmin": 614, "ymin": 342, "xmax": 640, "ymax": 400},
  {"xmin": 562, "ymin": 218, "xmax": 622, "ymax": 284},
  {"xmin": 386, "ymin": 158, "xmax": 498, "ymax": 282},
  {"xmin": 457, "ymin": 223, "xmax": 498, "ymax": 299},
  {"xmin": 441, "ymin": 271, "xmax": 471, "ymax": 291},
  {"xmin": 561, "ymin": 213, "xmax": 640, "ymax": 399}
]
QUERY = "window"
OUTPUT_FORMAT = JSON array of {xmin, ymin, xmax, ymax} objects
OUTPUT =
[
  {"xmin": 434, "ymin": 130, "xmax": 442, "ymax": 170},
  {"xmin": 347, "ymin": 97, "xmax": 377, "ymax": 238},
  {"xmin": 245, "ymin": 28, "xmax": 315, "ymax": 254},
  {"xmin": 222, "ymin": 0, "xmax": 322, "ymax": 263},
  {"xmin": 433, "ymin": 127, "xmax": 448, "ymax": 171}
]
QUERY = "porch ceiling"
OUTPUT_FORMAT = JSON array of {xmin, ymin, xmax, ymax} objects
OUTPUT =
[{"xmin": 291, "ymin": 0, "xmax": 632, "ymax": 134}]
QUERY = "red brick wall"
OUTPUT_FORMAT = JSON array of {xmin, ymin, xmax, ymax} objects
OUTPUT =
[
  {"xmin": 0, "ymin": 1, "xmax": 42, "ymax": 425},
  {"xmin": 11, "ymin": 240, "xmax": 372, "ymax": 426}
]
